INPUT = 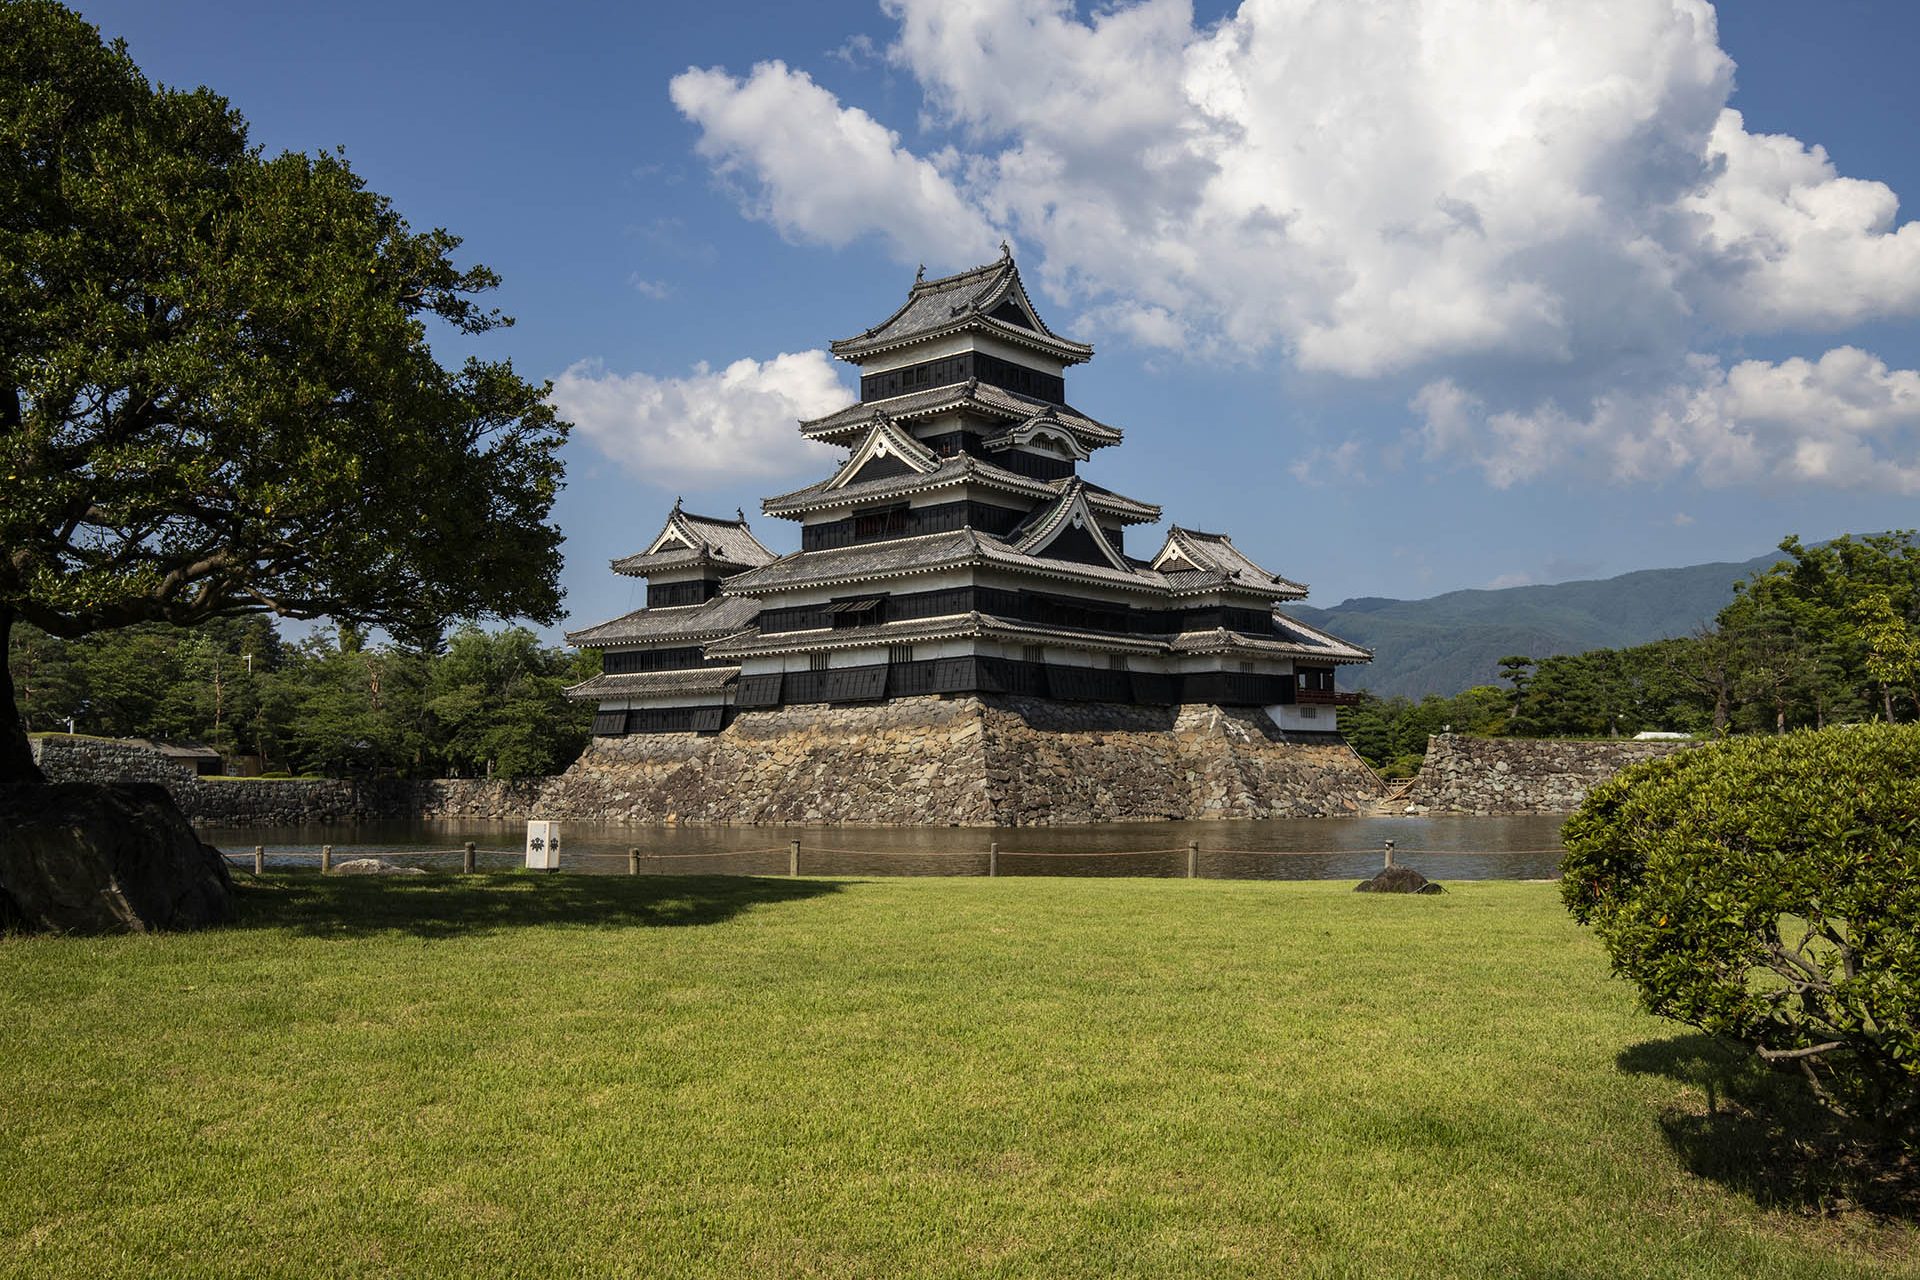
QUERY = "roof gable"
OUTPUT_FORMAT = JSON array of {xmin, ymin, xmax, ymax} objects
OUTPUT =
[
  {"xmin": 799, "ymin": 381, "xmax": 1121, "ymax": 450},
  {"xmin": 825, "ymin": 415, "xmax": 941, "ymax": 490},
  {"xmin": 1151, "ymin": 526, "xmax": 1307, "ymax": 597},
  {"xmin": 983, "ymin": 411, "xmax": 1092, "ymax": 462},
  {"xmin": 830, "ymin": 251, "xmax": 1093, "ymax": 364},
  {"xmin": 1011, "ymin": 480, "xmax": 1132, "ymax": 572},
  {"xmin": 613, "ymin": 502, "xmax": 777, "ymax": 577}
]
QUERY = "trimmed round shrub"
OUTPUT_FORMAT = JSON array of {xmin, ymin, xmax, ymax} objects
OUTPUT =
[{"xmin": 1561, "ymin": 724, "xmax": 1920, "ymax": 1141}]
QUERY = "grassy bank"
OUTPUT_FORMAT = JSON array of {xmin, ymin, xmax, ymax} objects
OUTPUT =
[{"xmin": 1, "ymin": 876, "xmax": 1911, "ymax": 1278}]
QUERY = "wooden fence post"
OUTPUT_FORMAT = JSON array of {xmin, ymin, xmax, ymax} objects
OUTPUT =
[
  {"xmin": 628, "ymin": 847, "xmax": 640, "ymax": 876},
  {"xmin": 253, "ymin": 845, "xmax": 264, "ymax": 876},
  {"xmin": 788, "ymin": 840, "xmax": 800, "ymax": 877},
  {"xmin": 989, "ymin": 841, "xmax": 998, "ymax": 878},
  {"xmin": 463, "ymin": 841, "xmax": 476, "ymax": 874},
  {"xmin": 1186, "ymin": 841, "xmax": 1199, "ymax": 879},
  {"xmin": 321, "ymin": 844, "xmax": 333, "ymax": 874}
]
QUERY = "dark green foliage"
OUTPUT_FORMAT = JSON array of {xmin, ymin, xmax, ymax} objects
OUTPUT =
[
  {"xmin": 0, "ymin": 3, "xmax": 568, "ymax": 780},
  {"xmin": 1499, "ymin": 533, "xmax": 1920, "ymax": 741},
  {"xmin": 9, "ymin": 618, "xmax": 597, "ymax": 778},
  {"xmin": 1561, "ymin": 726, "xmax": 1920, "ymax": 1143},
  {"xmin": 1507, "ymin": 637, "xmax": 1716, "ymax": 738},
  {"xmin": 1340, "ymin": 685, "xmax": 1507, "ymax": 772}
]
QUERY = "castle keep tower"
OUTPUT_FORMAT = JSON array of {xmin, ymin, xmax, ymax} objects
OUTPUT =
[{"xmin": 567, "ymin": 250, "xmax": 1369, "ymax": 741}]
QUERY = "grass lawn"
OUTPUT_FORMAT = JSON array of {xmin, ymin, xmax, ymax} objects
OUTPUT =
[{"xmin": 2, "ymin": 875, "xmax": 1913, "ymax": 1278}]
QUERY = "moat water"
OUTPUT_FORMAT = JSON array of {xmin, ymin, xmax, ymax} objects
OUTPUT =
[{"xmin": 200, "ymin": 814, "xmax": 1568, "ymax": 881}]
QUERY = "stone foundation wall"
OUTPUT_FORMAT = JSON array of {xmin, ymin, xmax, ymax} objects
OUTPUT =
[
  {"xmin": 29, "ymin": 735, "xmax": 199, "ymax": 790},
  {"xmin": 32, "ymin": 699, "xmax": 1387, "ymax": 828},
  {"xmin": 1401, "ymin": 733, "xmax": 1696, "ymax": 815},
  {"xmin": 32, "ymin": 736, "xmax": 428, "ymax": 825},
  {"xmin": 541, "ymin": 695, "xmax": 1383, "ymax": 825}
]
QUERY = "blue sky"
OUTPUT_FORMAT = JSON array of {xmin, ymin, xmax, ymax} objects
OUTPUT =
[{"xmin": 74, "ymin": 1, "xmax": 1920, "ymax": 634}]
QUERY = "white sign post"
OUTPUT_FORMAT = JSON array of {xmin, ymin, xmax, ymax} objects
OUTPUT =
[{"xmin": 525, "ymin": 820, "xmax": 561, "ymax": 871}]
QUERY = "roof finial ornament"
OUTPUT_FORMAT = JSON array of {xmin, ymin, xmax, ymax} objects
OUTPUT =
[
  {"xmin": 914, "ymin": 262, "xmax": 925, "ymax": 284},
  {"xmin": 736, "ymin": 506, "xmax": 746, "ymax": 522},
  {"xmin": 673, "ymin": 495, "xmax": 682, "ymax": 512},
  {"xmin": 998, "ymin": 238, "xmax": 1011, "ymax": 260}
]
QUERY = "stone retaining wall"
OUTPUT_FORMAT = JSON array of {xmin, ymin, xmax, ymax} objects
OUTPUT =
[
  {"xmin": 1400, "ymin": 733, "xmax": 1696, "ymax": 815},
  {"xmin": 32, "ymin": 697, "xmax": 1387, "ymax": 827},
  {"xmin": 541, "ymin": 696, "xmax": 1383, "ymax": 825},
  {"xmin": 31, "ymin": 736, "xmax": 416, "ymax": 825}
]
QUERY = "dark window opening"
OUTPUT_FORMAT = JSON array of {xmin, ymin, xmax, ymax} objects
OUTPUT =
[
  {"xmin": 859, "ymin": 351, "xmax": 1065, "ymax": 406},
  {"xmin": 826, "ymin": 596, "xmax": 886, "ymax": 630},
  {"xmin": 646, "ymin": 578, "xmax": 719, "ymax": 609},
  {"xmin": 990, "ymin": 447, "xmax": 1076, "ymax": 481},
  {"xmin": 620, "ymin": 705, "xmax": 724, "ymax": 734},
  {"xmin": 852, "ymin": 504, "xmax": 914, "ymax": 541},
  {"xmin": 602, "ymin": 647, "xmax": 712, "ymax": 675},
  {"xmin": 801, "ymin": 500, "xmax": 1027, "ymax": 550}
]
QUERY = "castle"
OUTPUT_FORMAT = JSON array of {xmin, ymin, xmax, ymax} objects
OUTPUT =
[
  {"xmin": 568, "ymin": 251, "xmax": 1367, "ymax": 734},
  {"xmin": 554, "ymin": 253, "xmax": 1377, "ymax": 823}
]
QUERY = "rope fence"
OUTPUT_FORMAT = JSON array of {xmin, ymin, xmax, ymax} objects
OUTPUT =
[{"xmin": 221, "ymin": 837, "xmax": 1565, "ymax": 880}]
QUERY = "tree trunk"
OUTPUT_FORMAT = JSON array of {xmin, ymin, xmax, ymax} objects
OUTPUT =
[{"xmin": 0, "ymin": 604, "xmax": 47, "ymax": 785}]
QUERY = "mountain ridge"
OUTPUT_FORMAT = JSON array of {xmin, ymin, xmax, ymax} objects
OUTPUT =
[{"xmin": 1292, "ymin": 551, "xmax": 1785, "ymax": 698}]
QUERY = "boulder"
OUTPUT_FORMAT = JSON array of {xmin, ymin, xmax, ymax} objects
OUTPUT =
[
  {"xmin": 1355, "ymin": 865, "xmax": 1445, "ymax": 894},
  {"xmin": 332, "ymin": 857, "xmax": 427, "ymax": 877},
  {"xmin": 0, "ymin": 782, "xmax": 233, "ymax": 933}
]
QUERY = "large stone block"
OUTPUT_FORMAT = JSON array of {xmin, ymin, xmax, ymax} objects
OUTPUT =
[{"xmin": 0, "ymin": 782, "xmax": 233, "ymax": 934}]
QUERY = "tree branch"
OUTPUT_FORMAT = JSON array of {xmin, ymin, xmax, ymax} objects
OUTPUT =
[{"xmin": 1757, "ymin": 1041, "xmax": 1845, "ymax": 1062}]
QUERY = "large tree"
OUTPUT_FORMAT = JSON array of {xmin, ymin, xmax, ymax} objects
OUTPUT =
[{"xmin": 0, "ymin": 2, "xmax": 568, "ymax": 785}]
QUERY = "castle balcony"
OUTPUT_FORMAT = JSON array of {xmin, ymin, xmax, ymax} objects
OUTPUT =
[{"xmin": 1294, "ymin": 688, "xmax": 1361, "ymax": 706}]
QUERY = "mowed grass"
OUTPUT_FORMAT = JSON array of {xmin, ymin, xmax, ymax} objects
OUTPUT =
[{"xmin": 1, "ymin": 875, "xmax": 1913, "ymax": 1279}]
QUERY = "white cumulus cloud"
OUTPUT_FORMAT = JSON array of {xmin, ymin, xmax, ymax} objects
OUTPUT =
[
  {"xmin": 662, "ymin": 0, "xmax": 1920, "ymax": 494},
  {"xmin": 668, "ymin": 60, "xmax": 998, "ymax": 266},
  {"xmin": 1412, "ymin": 346, "xmax": 1920, "ymax": 494},
  {"xmin": 550, "ymin": 351, "xmax": 847, "ymax": 488}
]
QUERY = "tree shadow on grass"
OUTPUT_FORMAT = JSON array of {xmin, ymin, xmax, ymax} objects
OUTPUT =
[
  {"xmin": 1618, "ymin": 1034, "xmax": 1917, "ymax": 1219},
  {"xmin": 229, "ymin": 872, "xmax": 852, "ymax": 941}
]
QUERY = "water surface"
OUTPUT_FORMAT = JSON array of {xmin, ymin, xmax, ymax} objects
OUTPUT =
[{"xmin": 201, "ymin": 814, "xmax": 1567, "ymax": 881}]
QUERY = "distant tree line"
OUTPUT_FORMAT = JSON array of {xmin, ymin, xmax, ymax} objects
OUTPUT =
[
  {"xmin": 1345, "ymin": 532, "xmax": 1920, "ymax": 776},
  {"xmin": 8, "ymin": 619, "xmax": 598, "ymax": 779}
]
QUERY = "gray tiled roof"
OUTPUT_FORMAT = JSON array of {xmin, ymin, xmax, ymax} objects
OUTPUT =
[
  {"xmin": 565, "ymin": 595, "xmax": 762, "ymax": 647},
  {"xmin": 562, "ymin": 668, "xmax": 738, "ymax": 701},
  {"xmin": 798, "ymin": 383, "xmax": 1121, "ymax": 448},
  {"xmin": 830, "ymin": 256, "xmax": 1093, "ymax": 363},
  {"xmin": 706, "ymin": 613, "xmax": 986, "ymax": 657},
  {"xmin": 720, "ymin": 530, "xmax": 985, "ymax": 594},
  {"xmin": 760, "ymin": 453, "xmax": 1160, "ymax": 524},
  {"xmin": 763, "ymin": 454, "xmax": 1041, "ymax": 515},
  {"xmin": 1171, "ymin": 624, "xmax": 1370, "ymax": 664},
  {"xmin": 1270, "ymin": 611, "xmax": 1374, "ymax": 662},
  {"xmin": 718, "ymin": 523, "xmax": 1313, "ymax": 604},
  {"xmin": 611, "ymin": 508, "xmax": 776, "ymax": 577},
  {"xmin": 1154, "ymin": 527, "xmax": 1308, "ymax": 598},
  {"xmin": 709, "ymin": 611, "xmax": 1184, "ymax": 659}
]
